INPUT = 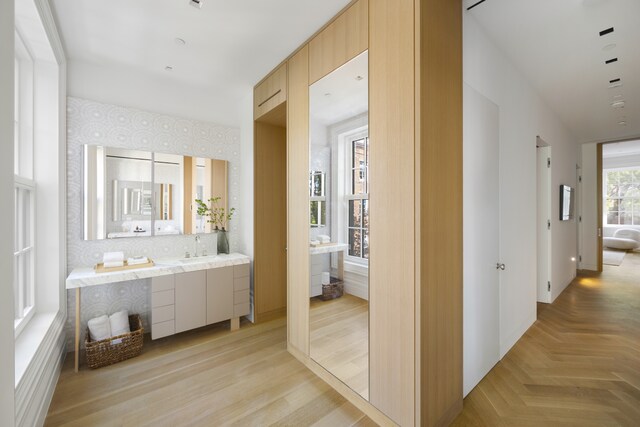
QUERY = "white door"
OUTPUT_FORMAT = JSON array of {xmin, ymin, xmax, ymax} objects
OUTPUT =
[
  {"xmin": 463, "ymin": 84, "xmax": 500, "ymax": 396},
  {"xmin": 536, "ymin": 144, "xmax": 552, "ymax": 303}
]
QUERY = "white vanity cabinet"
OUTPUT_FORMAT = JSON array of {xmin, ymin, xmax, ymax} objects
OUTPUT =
[{"xmin": 150, "ymin": 261, "xmax": 251, "ymax": 340}]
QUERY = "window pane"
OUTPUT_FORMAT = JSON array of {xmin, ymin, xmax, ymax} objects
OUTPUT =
[
  {"xmin": 607, "ymin": 212, "xmax": 619, "ymax": 224},
  {"xmin": 363, "ymin": 229, "xmax": 369, "ymax": 259},
  {"xmin": 25, "ymin": 251, "xmax": 32, "ymax": 309},
  {"xmin": 606, "ymin": 198, "xmax": 619, "ymax": 213},
  {"xmin": 620, "ymin": 199, "xmax": 633, "ymax": 212},
  {"xmin": 14, "ymin": 256, "xmax": 19, "ymax": 319},
  {"xmin": 14, "ymin": 187, "xmax": 19, "ymax": 252},
  {"xmin": 620, "ymin": 212, "xmax": 632, "ymax": 225},
  {"xmin": 352, "ymin": 168, "xmax": 366, "ymax": 195},
  {"xmin": 607, "ymin": 184, "xmax": 618, "ymax": 198},
  {"xmin": 363, "ymin": 198, "xmax": 369, "ymax": 229},
  {"xmin": 349, "ymin": 228, "xmax": 362, "ymax": 258},
  {"xmin": 310, "ymin": 201, "xmax": 319, "ymax": 226},
  {"xmin": 349, "ymin": 200, "xmax": 362, "ymax": 227},
  {"xmin": 22, "ymin": 188, "xmax": 30, "ymax": 247}
]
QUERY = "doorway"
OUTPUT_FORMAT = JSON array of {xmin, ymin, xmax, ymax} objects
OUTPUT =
[{"xmin": 536, "ymin": 139, "xmax": 552, "ymax": 303}]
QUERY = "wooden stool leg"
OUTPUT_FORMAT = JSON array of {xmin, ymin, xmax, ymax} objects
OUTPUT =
[{"xmin": 230, "ymin": 317, "xmax": 240, "ymax": 331}]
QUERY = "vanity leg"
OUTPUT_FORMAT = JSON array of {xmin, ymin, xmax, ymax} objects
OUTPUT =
[
  {"xmin": 230, "ymin": 317, "xmax": 240, "ymax": 331},
  {"xmin": 74, "ymin": 288, "xmax": 81, "ymax": 373},
  {"xmin": 337, "ymin": 250, "xmax": 344, "ymax": 280}
]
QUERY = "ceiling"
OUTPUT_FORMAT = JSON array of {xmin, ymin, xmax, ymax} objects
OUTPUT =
[
  {"xmin": 51, "ymin": 0, "xmax": 351, "ymax": 126},
  {"xmin": 465, "ymin": 0, "xmax": 640, "ymax": 143}
]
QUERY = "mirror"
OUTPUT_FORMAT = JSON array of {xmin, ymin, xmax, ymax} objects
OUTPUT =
[
  {"xmin": 83, "ymin": 146, "xmax": 228, "ymax": 240},
  {"xmin": 308, "ymin": 51, "xmax": 369, "ymax": 400}
]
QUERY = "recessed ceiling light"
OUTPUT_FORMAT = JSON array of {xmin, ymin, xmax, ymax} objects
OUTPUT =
[
  {"xmin": 165, "ymin": 66, "xmax": 173, "ymax": 71},
  {"xmin": 611, "ymin": 100, "xmax": 625, "ymax": 108},
  {"xmin": 599, "ymin": 27, "xmax": 614, "ymax": 37},
  {"xmin": 175, "ymin": 38, "xmax": 186, "ymax": 46},
  {"xmin": 609, "ymin": 78, "xmax": 621, "ymax": 83},
  {"xmin": 603, "ymin": 43, "xmax": 617, "ymax": 51},
  {"xmin": 605, "ymin": 58, "xmax": 618, "ymax": 64},
  {"xmin": 189, "ymin": 0, "xmax": 203, "ymax": 9}
]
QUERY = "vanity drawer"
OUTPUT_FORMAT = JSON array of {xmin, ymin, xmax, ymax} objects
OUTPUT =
[
  {"xmin": 152, "ymin": 289, "xmax": 174, "ymax": 308},
  {"xmin": 234, "ymin": 302, "xmax": 250, "ymax": 318},
  {"xmin": 234, "ymin": 263, "xmax": 250, "ymax": 279},
  {"xmin": 151, "ymin": 320, "xmax": 175, "ymax": 340},
  {"xmin": 152, "ymin": 275, "xmax": 175, "ymax": 292},
  {"xmin": 254, "ymin": 63, "xmax": 287, "ymax": 120},
  {"xmin": 152, "ymin": 305, "xmax": 174, "ymax": 324},
  {"xmin": 234, "ymin": 289, "xmax": 250, "ymax": 305},
  {"xmin": 234, "ymin": 276, "xmax": 250, "ymax": 292}
]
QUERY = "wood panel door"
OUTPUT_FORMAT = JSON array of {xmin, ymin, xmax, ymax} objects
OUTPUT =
[
  {"xmin": 254, "ymin": 121, "xmax": 287, "ymax": 321},
  {"xmin": 463, "ymin": 83, "xmax": 500, "ymax": 397}
]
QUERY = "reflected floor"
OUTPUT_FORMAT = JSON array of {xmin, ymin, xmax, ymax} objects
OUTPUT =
[{"xmin": 309, "ymin": 293, "xmax": 369, "ymax": 400}]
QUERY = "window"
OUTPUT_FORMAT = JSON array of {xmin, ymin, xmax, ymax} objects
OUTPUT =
[
  {"xmin": 605, "ymin": 168, "xmax": 640, "ymax": 226},
  {"xmin": 14, "ymin": 33, "xmax": 36, "ymax": 336},
  {"xmin": 346, "ymin": 135, "xmax": 369, "ymax": 261}
]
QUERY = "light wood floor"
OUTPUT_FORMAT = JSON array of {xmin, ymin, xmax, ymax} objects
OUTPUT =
[
  {"xmin": 453, "ymin": 251, "xmax": 640, "ymax": 426},
  {"xmin": 45, "ymin": 317, "xmax": 375, "ymax": 427},
  {"xmin": 309, "ymin": 294, "xmax": 369, "ymax": 399}
]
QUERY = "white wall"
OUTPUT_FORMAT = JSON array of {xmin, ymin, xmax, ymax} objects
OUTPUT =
[
  {"xmin": 0, "ymin": 1, "xmax": 16, "ymax": 425},
  {"xmin": 464, "ymin": 14, "xmax": 579, "ymax": 356}
]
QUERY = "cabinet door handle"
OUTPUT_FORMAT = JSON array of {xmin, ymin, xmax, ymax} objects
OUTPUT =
[{"xmin": 257, "ymin": 89, "xmax": 282, "ymax": 108}]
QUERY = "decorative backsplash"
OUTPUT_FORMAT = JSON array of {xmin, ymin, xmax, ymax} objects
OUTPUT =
[{"xmin": 65, "ymin": 97, "xmax": 242, "ymax": 348}]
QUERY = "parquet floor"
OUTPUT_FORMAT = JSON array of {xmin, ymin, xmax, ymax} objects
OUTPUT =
[
  {"xmin": 310, "ymin": 294, "xmax": 369, "ymax": 399},
  {"xmin": 453, "ymin": 251, "xmax": 640, "ymax": 426},
  {"xmin": 45, "ymin": 317, "xmax": 375, "ymax": 427}
]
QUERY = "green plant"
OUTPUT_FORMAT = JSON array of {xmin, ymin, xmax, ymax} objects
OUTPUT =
[{"xmin": 194, "ymin": 197, "xmax": 235, "ymax": 231}]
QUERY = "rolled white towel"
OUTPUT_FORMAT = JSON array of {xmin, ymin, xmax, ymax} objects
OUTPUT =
[
  {"xmin": 103, "ymin": 261, "xmax": 124, "ymax": 268},
  {"xmin": 109, "ymin": 310, "xmax": 130, "ymax": 336},
  {"xmin": 88, "ymin": 315, "xmax": 112, "ymax": 342},
  {"xmin": 321, "ymin": 272, "xmax": 331, "ymax": 285},
  {"xmin": 127, "ymin": 256, "xmax": 149, "ymax": 266},
  {"xmin": 103, "ymin": 251, "xmax": 124, "ymax": 263}
]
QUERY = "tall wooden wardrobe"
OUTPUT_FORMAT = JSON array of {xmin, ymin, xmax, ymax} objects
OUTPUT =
[{"xmin": 253, "ymin": 0, "xmax": 462, "ymax": 425}]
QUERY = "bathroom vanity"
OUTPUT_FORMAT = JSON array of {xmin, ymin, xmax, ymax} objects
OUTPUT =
[{"xmin": 66, "ymin": 253, "xmax": 250, "ymax": 371}]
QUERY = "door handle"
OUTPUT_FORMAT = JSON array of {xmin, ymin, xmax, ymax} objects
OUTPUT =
[{"xmin": 496, "ymin": 263, "xmax": 505, "ymax": 271}]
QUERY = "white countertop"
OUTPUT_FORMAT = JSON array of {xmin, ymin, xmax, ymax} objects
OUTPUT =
[
  {"xmin": 309, "ymin": 243, "xmax": 349, "ymax": 255},
  {"xmin": 66, "ymin": 253, "xmax": 250, "ymax": 289}
]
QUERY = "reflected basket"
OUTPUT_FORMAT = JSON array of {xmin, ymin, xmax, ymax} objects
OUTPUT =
[{"xmin": 321, "ymin": 277, "xmax": 344, "ymax": 301}]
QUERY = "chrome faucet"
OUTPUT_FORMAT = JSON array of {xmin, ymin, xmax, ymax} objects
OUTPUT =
[{"xmin": 194, "ymin": 234, "xmax": 201, "ymax": 257}]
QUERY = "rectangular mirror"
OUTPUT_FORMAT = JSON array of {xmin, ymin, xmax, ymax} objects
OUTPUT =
[
  {"xmin": 83, "ymin": 146, "xmax": 228, "ymax": 240},
  {"xmin": 308, "ymin": 50, "xmax": 369, "ymax": 400}
]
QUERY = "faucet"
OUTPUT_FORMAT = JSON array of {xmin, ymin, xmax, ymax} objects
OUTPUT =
[{"xmin": 195, "ymin": 234, "xmax": 201, "ymax": 257}]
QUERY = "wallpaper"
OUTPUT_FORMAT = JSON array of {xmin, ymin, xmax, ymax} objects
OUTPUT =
[{"xmin": 65, "ymin": 97, "xmax": 242, "ymax": 348}]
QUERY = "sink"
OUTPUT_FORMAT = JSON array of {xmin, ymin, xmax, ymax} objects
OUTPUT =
[{"xmin": 160, "ymin": 255, "xmax": 220, "ymax": 265}]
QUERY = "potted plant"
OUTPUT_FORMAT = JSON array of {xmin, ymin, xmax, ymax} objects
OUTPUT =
[{"xmin": 195, "ymin": 197, "xmax": 235, "ymax": 254}]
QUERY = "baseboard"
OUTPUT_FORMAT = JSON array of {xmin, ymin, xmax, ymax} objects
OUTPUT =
[{"xmin": 15, "ymin": 312, "xmax": 66, "ymax": 427}]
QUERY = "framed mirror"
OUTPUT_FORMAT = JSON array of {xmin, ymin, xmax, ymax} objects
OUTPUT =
[
  {"xmin": 83, "ymin": 146, "xmax": 228, "ymax": 240},
  {"xmin": 308, "ymin": 50, "xmax": 369, "ymax": 399}
]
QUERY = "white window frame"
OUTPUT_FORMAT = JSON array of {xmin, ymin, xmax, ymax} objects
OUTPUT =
[
  {"xmin": 604, "ymin": 167, "xmax": 640, "ymax": 226},
  {"xmin": 344, "ymin": 132, "xmax": 369, "ymax": 265},
  {"xmin": 14, "ymin": 176, "xmax": 36, "ymax": 337}
]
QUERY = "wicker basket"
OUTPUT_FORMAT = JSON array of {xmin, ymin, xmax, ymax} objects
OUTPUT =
[
  {"xmin": 85, "ymin": 314, "xmax": 144, "ymax": 369},
  {"xmin": 321, "ymin": 277, "xmax": 344, "ymax": 301}
]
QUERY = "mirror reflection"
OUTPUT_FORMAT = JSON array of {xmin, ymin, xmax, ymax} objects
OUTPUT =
[
  {"xmin": 83, "ymin": 146, "xmax": 228, "ymax": 240},
  {"xmin": 308, "ymin": 51, "xmax": 369, "ymax": 400}
]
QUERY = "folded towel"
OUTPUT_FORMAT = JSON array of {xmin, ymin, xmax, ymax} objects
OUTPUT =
[
  {"xmin": 103, "ymin": 251, "xmax": 124, "ymax": 263},
  {"xmin": 310, "ymin": 240, "xmax": 320, "ymax": 246},
  {"xmin": 317, "ymin": 234, "xmax": 331, "ymax": 243},
  {"xmin": 88, "ymin": 315, "xmax": 112, "ymax": 341},
  {"xmin": 127, "ymin": 257, "xmax": 149, "ymax": 266},
  {"xmin": 109, "ymin": 310, "xmax": 130, "ymax": 336},
  {"xmin": 103, "ymin": 261, "xmax": 124, "ymax": 268}
]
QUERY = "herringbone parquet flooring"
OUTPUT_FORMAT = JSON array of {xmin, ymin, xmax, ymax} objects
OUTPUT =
[{"xmin": 453, "ymin": 251, "xmax": 640, "ymax": 426}]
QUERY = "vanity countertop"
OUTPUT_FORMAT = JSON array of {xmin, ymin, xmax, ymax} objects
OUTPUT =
[
  {"xmin": 309, "ymin": 243, "xmax": 349, "ymax": 255},
  {"xmin": 66, "ymin": 253, "xmax": 250, "ymax": 289}
]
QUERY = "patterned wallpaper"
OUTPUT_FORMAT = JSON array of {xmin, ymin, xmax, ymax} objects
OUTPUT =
[{"xmin": 65, "ymin": 97, "xmax": 243, "ymax": 348}]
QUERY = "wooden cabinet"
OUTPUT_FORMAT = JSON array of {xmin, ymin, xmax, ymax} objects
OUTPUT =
[
  {"xmin": 175, "ymin": 270, "xmax": 207, "ymax": 333},
  {"xmin": 206, "ymin": 266, "xmax": 233, "ymax": 325},
  {"xmin": 151, "ymin": 261, "xmax": 251, "ymax": 340},
  {"xmin": 254, "ymin": 63, "xmax": 287, "ymax": 121}
]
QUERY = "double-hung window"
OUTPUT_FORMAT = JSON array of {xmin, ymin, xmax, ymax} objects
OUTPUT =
[
  {"xmin": 605, "ymin": 168, "xmax": 640, "ymax": 226},
  {"xmin": 346, "ymin": 134, "xmax": 369, "ymax": 262},
  {"xmin": 14, "ymin": 32, "xmax": 36, "ymax": 336}
]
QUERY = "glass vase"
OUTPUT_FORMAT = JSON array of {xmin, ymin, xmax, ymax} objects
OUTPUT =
[{"xmin": 217, "ymin": 229, "xmax": 229, "ymax": 254}]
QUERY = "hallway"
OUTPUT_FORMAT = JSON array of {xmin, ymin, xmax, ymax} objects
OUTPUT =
[{"xmin": 453, "ymin": 252, "xmax": 640, "ymax": 426}]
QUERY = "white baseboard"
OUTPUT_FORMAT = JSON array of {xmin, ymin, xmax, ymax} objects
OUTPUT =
[{"xmin": 15, "ymin": 312, "xmax": 66, "ymax": 427}]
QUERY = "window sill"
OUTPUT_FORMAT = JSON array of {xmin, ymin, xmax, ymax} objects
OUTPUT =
[
  {"xmin": 344, "ymin": 260, "xmax": 368, "ymax": 276},
  {"xmin": 14, "ymin": 311, "xmax": 58, "ymax": 388}
]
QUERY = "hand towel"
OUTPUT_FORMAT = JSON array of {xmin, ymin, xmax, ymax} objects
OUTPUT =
[
  {"xmin": 127, "ymin": 256, "xmax": 149, "ymax": 266},
  {"xmin": 88, "ymin": 315, "xmax": 112, "ymax": 341},
  {"xmin": 103, "ymin": 251, "xmax": 124, "ymax": 263},
  {"xmin": 321, "ymin": 272, "xmax": 331, "ymax": 285},
  {"xmin": 103, "ymin": 261, "xmax": 124, "ymax": 268},
  {"xmin": 109, "ymin": 310, "xmax": 130, "ymax": 336}
]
